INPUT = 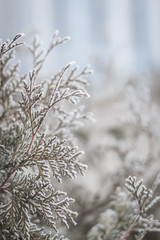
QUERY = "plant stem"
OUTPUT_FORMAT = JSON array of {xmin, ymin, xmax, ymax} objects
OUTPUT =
[
  {"xmin": 0, "ymin": 158, "xmax": 33, "ymax": 190},
  {"xmin": 120, "ymin": 218, "xmax": 138, "ymax": 240}
]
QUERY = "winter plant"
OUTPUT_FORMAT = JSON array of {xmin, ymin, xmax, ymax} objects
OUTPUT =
[
  {"xmin": 88, "ymin": 175, "xmax": 160, "ymax": 240},
  {"xmin": 85, "ymin": 82, "xmax": 160, "ymax": 240},
  {"xmin": 1, "ymin": 32, "xmax": 160, "ymax": 240},
  {"xmin": 0, "ymin": 32, "xmax": 93, "ymax": 239}
]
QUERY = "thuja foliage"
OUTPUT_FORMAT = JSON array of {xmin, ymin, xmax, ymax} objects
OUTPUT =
[
  {"xmin": 88, "ymin": 176, "xmax": 160, "ymax": 240},
  {"xmin": 0, "ymin": 32, "xmax": 93, "ymax": 239},
  {"xmin": 85, "ymin": 82, "xmax": 160, "ymax": 240}
]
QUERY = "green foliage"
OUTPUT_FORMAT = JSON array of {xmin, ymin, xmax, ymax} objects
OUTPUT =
[{"xmin": 0, "ymin": 32, "xmax": 92, "ymax": 239}]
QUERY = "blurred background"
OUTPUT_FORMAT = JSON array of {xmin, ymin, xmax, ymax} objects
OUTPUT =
[
  {"xmin": 1, "ymin": 0, "xmax": 160, "ymax": 84},
  {"xmin": 1, "ymin": 1, "xmax": 160, "ymax": 239}
]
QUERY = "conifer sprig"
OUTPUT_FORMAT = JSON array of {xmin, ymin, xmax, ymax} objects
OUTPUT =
[
  {"xmin": 0, "ymin": 32, "xmax": 92, "ymax": 239},
  {"xmin": 0, "ymin": 33, "xmax": 24, "ymax": 59}
]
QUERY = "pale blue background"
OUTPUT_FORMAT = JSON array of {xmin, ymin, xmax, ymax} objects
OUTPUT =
[{"xmin": 0, "ymin": 0, "xmax": 160, "ymax": 82}]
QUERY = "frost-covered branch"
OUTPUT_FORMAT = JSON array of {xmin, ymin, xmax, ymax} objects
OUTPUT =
[{"xmin": 0, "ymin": 32, "xmax": 92, "ymax": 239}]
